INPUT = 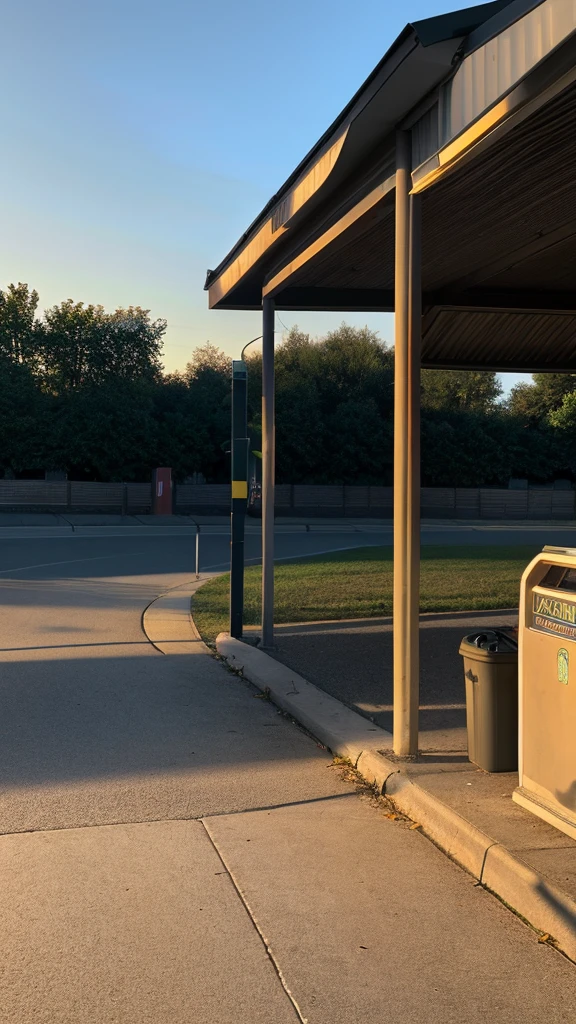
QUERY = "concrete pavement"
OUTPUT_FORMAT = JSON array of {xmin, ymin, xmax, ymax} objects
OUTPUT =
[
  {"xmin": 232, "ymin": 608, "xmax": 576, "ymax": 958},
  {"xmin": 0, "ymin": 539, "xmax": 345, "ymax": 833},
  {"xmin": 217, "ymin": 632, "xmax": 576, "ymax": 963},
  {"xmin": 206, "ymin": 797, "xmax": 576, "ymax": 1024},
  {"xmin": 3, "ymin": 820, "xmax": 299, "ymax": 1024},
  {"xmin": 1, "ymin": 533, "xmax": 575, "ymax": 1020}
]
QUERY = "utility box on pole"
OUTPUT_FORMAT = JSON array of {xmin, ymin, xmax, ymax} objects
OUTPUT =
[{"xmin": 230, "ymin": 361, "xmax": 248, "ymax": 638}]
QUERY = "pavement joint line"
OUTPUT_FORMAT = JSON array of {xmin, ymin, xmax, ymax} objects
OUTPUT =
[
  {"xmin": 212, "ymin": 632, "xmax": 576, "ymax": 964},
  {"xmin": 201, "ymin": 819, "xmax": 308, "ymax": 1023},
  {"xmin": 0, "ymin": 794, "xmax": 361, "ymax": 839},
  {"xmin": 141, "ymin": 577, "xmax": 576, "ymax": 963},
  {"xmin": 478, "ymin": 841, "xmax": 500, "ymax": 885}
]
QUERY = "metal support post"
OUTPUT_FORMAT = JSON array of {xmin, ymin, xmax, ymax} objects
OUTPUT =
[
  {"xmin": 261, "ymin": 297, "xmax": 275, "ymax": 648},
  {"xmin": 230, "ymin": 360, "xmax": 248, "ymax": 638},
  {"xmin": 407, "ymin": 191, "xmax": 422, "ymax": 742},
  {"xmin": 393, "ymin": 131, "xmax": 420, "ymax": 757},
  {"xmin": 195, "ymin": 525, "xmax": 200, "ymax": 580}
]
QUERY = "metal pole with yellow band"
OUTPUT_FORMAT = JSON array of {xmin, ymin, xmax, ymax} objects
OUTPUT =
[
  {"xmin": 230, "ymin": 359, "xmax": 249, "ymax": 638},
  {"xmin": 261, "ymin": 298, "xmax": 275, "ymax": 649}
]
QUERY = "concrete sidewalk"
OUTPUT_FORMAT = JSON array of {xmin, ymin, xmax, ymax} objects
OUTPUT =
[
  {"xmin": 237, "ymin": 612, "xmax": 576, "ymax": 949},
  {"xmin": 2, "ymin": 555, "xmax": 576, "ymax": 1020}
]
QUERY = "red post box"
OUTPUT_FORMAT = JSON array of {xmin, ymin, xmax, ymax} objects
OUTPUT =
[{"xmin": 152, "ymin": 467, "xmax": 173, "ymax": 515}]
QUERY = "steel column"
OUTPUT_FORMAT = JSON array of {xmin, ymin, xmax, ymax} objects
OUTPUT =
[
  {"xmin": 407, "ymin": 192, "xmax": 422, "ymax": 744},
  {"xmin": 261, "ymin": 297, "xmax": 275, "ymax": 648},
  {"xmin": 393, "ymin": 131, "xmax": 420, "ymax": 757}
]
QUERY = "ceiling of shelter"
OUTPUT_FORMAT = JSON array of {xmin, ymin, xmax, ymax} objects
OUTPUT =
[
  {"xmin": 420, "ymin": 80, "xmax": 576, "ymax": 299},
  {"xmin": 279, "ymin": 203, "xmax": 396, "ymax": 295},
  {"xmin": 421, "ymin": 79, "xmax": 576, "ymax": 370},
  {"xmin": 423, "ymin": 308, "xmax": 576, "ymax": 371}
]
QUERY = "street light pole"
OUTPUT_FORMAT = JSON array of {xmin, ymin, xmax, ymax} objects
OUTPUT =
[
  {"xmin": 230, "ymin": 359, "xmax": 248, "ymax": 638},
  {"xmin": 229, "ymin": 323, "xmax": 279, "ymax": 644},
  {"xmin": 261, "ymin": 297, "xmax": 275, "ymax": 649}
]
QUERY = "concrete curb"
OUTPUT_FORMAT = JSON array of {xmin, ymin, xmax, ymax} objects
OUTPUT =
[
  {"xmin": 216, "ymin": 633, "xmax": 393, "ymax": 764},
  {"xmin": 143, "ymin": 577, "xmax": 216, "ymax": 655},
  {"xmin": 216, "ymin": 633, "xmax": 576, "ymax": 963}
]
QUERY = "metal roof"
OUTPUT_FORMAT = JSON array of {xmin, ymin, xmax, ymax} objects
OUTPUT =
[
  {"xmin": 422, "ymin": 308, "xmax": 576, "ymax": 371},
  {"xmin": 206, "ymin": 0, "xmax": 576, "ymax": 372},
  {"xmin": 205, "ymin": 1, "xmax": 511, "ymax": 307}
]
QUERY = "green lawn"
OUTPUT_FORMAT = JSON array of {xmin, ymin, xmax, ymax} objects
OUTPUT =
[{"xmin": 192, "ymin": 544, "xmax": 536, "ymax": 643}]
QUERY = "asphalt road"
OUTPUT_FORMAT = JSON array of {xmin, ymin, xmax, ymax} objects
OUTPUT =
[
  {"xmin": 1, "ymin": 529, "xmax": 575, "ymax": 1021},
  {"xmin": 4, "ymin": 516, "xmax": 576, "ymax": 550},
  {"xmin": 0, "ymin": 529, "xmax": 381, "ymax": 588}
]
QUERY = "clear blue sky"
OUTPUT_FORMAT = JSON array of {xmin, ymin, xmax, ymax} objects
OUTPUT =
[{"xmin": 1, "ymin": 0, "xmax": 528, "ymax": 391}]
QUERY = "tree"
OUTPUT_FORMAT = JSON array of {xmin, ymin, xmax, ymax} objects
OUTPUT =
[
  {"xmin": 547, "ymin": 392, "xmax": 576, "ymax": 475},
  {"xmin": 182, "ymin": 343, "xmax": 231, "ymax": 481},
  {"xmin": 41, "ymin": 301, "xmax": 166, "ymax": 391},
  {"xmin": 1, "ymin": 283, "xmax": 572, "ymax": 489},
  {"xmin": 0, "ymin": 282, "xmax": 41, "ymax": 369},
  {"xmin": 508, "ymin": 374, "xmax": 576, "ymax": 422},
  {"xmin": 420, "ymin": 408, "xmax": 555, "ymax": 487},
  {"xmin": 153, "ymin": 374, "xmax": 221, "ymax": 481},
  {"xmin": 49, "ymin": 379, "xmax": 158, "ymax": 480},
  {"xmin": 247, "ymin": 324, "xmax": 394, "ymax": 484},
  {"xmin": 0, "ymin": 355, "xmax": 50, "ymax": 476},
  {"xmin": 421, "ymin": 369, "xmax": 502, "ymax": 413},
  {"xmin": 184, "ymin": 342, "xmax": 230, "ymax": 378}
]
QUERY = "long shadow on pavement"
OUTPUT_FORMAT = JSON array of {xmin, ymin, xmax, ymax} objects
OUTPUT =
[{"xmin": 271, "ymin": 608, "xmax": 518, "ymax": 752}]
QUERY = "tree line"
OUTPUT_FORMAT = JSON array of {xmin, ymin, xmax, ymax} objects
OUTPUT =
[{"xmin": 1, "ymin": 282, "xmax": 575, "ymax": 486}]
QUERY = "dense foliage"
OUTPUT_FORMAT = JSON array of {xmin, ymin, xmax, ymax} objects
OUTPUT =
[{"xmin": 0, "ymin": 282, "xmax": 574, "ymax": 485}]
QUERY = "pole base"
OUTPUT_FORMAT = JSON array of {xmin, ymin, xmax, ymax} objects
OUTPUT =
[
  {"xmin": 382, "ymin": 749, "xmax": 419, "ymax": 764},
  {"xmin": 241, "ymin": 634, "xmax": 262, "ymax": 648}
]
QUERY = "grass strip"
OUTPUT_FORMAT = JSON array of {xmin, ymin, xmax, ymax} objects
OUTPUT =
[{"xmin": 193, "ymin": 544, "xmax": 536, "ymax": 643}]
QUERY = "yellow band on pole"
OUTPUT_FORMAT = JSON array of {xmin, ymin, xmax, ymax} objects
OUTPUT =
[{"xmin": 232, "ymin": 480, "xmax": 248, "ymax": 499}]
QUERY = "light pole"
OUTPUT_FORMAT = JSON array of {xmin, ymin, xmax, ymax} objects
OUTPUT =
[
  {"xmin": 229, "ymin": 359, "xmax": 249, "ymax": 638},
  {"xmin": 229, "ymin": 329, "xmax": 281, "ymax": 640}
]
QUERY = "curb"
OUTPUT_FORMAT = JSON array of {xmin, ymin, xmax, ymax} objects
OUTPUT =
[
  {"xmin": 216, "ymin": 633, "xmax": 576, "ymax": 963},
  {"xmin": 143, "ymin": 577, "xmax": 215, "ymax": 655}
]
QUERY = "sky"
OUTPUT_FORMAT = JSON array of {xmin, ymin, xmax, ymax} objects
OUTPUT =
[{"xmin": 1, "ymin": 0, "xmax": 530, "ymax": 392}]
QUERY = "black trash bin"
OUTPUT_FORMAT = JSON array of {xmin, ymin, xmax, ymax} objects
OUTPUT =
[{"xmin": 459, "ymin": 629, "xmax": 518, "ymax": 772}]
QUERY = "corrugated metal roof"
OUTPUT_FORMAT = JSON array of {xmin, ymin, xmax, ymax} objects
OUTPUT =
[
  {"xmin": 422, "ymin": 308, "xmax": 576, "ymax": 370},
  {"xmin": 420, "ymin": 80, "xmax": 576, "ymax": 292},
  {"xmin": 206, "ymin": 0, "xmax": 576, "ymax": 373},
  {"xmin": 445, "ymin": 0, "xmax": 576, "ymax": 143},
  {"xmin": 284, "ymin": 205, "xmax": 396, "ymax": 292},
  {"xmin": 257, "ymin": 74, "xmax": 576, "ymax": 371},
  {"xmin": 206, "ymin": 1, "xmax": 513, "ymax": 307}
]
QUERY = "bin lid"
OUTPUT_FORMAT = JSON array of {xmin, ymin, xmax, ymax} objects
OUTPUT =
[{"xmin": 459, "ymin": 629, "xmax": 518, "ymax": 661}]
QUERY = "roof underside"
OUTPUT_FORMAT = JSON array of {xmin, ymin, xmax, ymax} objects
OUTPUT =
[{"xmin": 207, "ymin": 0, "xmax": 576, "ymax": 372}]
